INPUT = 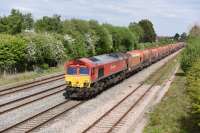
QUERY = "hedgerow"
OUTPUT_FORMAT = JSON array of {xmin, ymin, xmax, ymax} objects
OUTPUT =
[
  {"xmin": 181, "ymin": 25, "xmax": 200, "ymax": 72},
  {"xmin": 186, "ymin": 60, "xmax": 200, "ymax": 127},
  {"xmin": 0, "ymin": 34, "xmax": 27, "ymax": 73},
  {"xmin": 181, "ymin": 25, "xmax": 200, "ymax": 129},
  {"xmin": 23, "ymin": 33, "xmax": 66, "ymax": 69},
  {"xmin": 181, "ymin": 36, "xmax": 200, "ymax": 72}
]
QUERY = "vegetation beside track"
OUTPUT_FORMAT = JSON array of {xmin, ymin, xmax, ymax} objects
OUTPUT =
[
  {"xmin": 181, "ymin": 25, "xmax": 200, "ymax": 129},
  {"xmin": 145, "ymin": 25, "xmax": 200, "ymax": 133},
  {"xmin": 145, "ymin": 53, "xmax": 180, "ymax": 85},
  {"xmin": 0, "ymin": 64, "xmax": 63, "ymax": 86},
  {"xmin": 144, "ymin": 68, "xmax": 198, "ymax": 133},
  {"xmin": 186, "ymin": 60, "xmax": 200, "ymax": 129}
]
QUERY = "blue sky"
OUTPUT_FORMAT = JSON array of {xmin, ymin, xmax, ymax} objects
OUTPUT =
[{"xmin": 0, "ymin": 0, "xmax": 199, "ymax": 36}]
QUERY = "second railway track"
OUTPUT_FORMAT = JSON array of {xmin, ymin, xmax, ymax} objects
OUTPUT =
[
  {"xmin": 0, "ymin": 100, "xmax": 84, "ymax": 133},
  {"xmin": 0, "ymin": 83, "xmax": 66, "ymax": 115},
  {"xmin": 0, "ymin": 73, "xmax": 64, "ymax": 96}
]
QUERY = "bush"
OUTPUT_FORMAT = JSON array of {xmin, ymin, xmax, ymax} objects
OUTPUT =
[
  {"xmin": 119, "ymin": 28, "xmax": 137, "ymax": 51},
  {"xmin": 182, "ymin": 25, "xmax": 200, "ymax": 129},
  {"xmin": 103, "ymin": 24, "xmax": 138, "ymax": 52},
  {"xmin": 34, "ymin": 15, "xmax": 62, "ymax": 33},
  {"xmin": 181, "ymin": 36, "xmax": 200, "ymax": 72},
  {"xmin": 62, "ymin": 19, "xmax": 98, "ymax": 57},
  {"xmin": 128, "ymin": 22, "xmax": 144, "ymax": 43},
  {"xmin": 23, "ymin": 33, "xmax": 66, "ymax": 69},
  {"xmin": 62, "ymin": 31, "xmax": 88, "ymax": 58},
  {"xmin": 89, "ymin": 21, "xmax": 113, "ymax": 55},
  {"xmin": 186, "ymin": 60, "xmax": 200, "ymax": 127},
  {"xmin": 0, "ymin": 34, "xmax": 26, "ymax": 73}
]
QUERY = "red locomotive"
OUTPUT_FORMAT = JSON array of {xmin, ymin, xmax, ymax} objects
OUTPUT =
[{"xmin": 63, "ymin": 43, "xmax": 184, "ymax": 99}]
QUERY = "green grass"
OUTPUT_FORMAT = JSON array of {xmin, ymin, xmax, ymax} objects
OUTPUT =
[
  {"xmin": 145, "ymin": 54, "xmax": 181, "ymax": 85},
  {"xmin": 144, "ymin": 68, "xmax": 199, "ymax": 133},
  {"xmin": 0, "ymin": 64, "xmax": 64, "ymax": 86}
]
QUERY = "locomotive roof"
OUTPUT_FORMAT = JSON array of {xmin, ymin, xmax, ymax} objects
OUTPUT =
[
  {"xmin": 79, "ymin": 53, "xmax": 126, "ymax": 66},
  {"xmin": 89, "ymin": 53, "xmax": 125, "ymax": 64}
]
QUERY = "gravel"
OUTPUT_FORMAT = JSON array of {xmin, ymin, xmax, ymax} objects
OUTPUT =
[
  {"xmin": 0, "ymin": 79, "xmax": 65, "ymax": 105},
  {"xmin": 0, "ymin": 90, "xmax": 66, "ymax": 131},
  {"xmin": 0, "ymin": 85, "xmax": 65, "ymax": 114},
  {"xmin": 33, "ymin": 50, "xmax": 181, "ymax": 133}
]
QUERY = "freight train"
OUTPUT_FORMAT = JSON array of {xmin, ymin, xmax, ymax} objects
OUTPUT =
[{"xmin": 63, "ymin": 43, "xmax": 184, "ymax": 99}]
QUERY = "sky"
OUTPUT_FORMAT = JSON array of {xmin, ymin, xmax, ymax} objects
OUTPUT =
[{"xmin": 0, "ymin": 0, "xmax": 199, "ymax": 36}]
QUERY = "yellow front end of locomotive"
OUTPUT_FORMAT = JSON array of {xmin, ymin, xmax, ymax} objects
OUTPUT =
[{"xmin": 65, "ymin": 75, "xmax": 91, "ymax": 88}]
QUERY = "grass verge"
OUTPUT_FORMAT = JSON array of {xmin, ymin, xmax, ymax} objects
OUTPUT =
[
  {"xmin": 145, "ymin": 54, "xmax": 180, "ymax": 85},
  {"xmin": 144, "ymin": 67, "xmax": 199, "ymax": 133},
  {"xmin": 0, "ymin": 64, "xmax": 63, "ymax": 86}
]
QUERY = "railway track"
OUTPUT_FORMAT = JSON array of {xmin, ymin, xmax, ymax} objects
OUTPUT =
[
  {"xmin": 0, "ymin": 83, "xmax": 66, "ymax": 115},
  {"xmin": 0, "ymin": 100, "xmax": 84, "ymax": 133},
  {"xmin": 0, "ymin": 73, "xmax": 64, "ymax": 96},
  {"xmin": 82, "ymin": 54, "xmax": 177, "ymax": 133}
]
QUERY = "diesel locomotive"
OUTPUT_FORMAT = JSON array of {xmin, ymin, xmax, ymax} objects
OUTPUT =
[{"xmin": 63, "ymin": 43, "xmax": 184, "ymax": 99}]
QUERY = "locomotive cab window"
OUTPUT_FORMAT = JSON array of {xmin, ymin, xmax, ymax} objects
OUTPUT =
[
  {"xmin": 80, "ymin": 67, "xmax": 89, "ymax": 75},
  {"xmin": 67, "ymin": 67, "xmax": 77, "ymax": 75},
  {"xmin": 98, "ymin": 67, "xmax": 104, "ymax": 78}
]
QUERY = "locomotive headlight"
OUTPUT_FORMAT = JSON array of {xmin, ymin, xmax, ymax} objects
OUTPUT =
[
  {"xmin": 66, "ymin": 81, "xmax": 71, "ymax": 86},
  {"xmin": 84, "ymin": 82, "xmax": 89, "ymax": 87}
]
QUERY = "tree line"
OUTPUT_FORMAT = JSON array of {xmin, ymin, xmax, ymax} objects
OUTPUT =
[
  {"xmin": 0, "ymin": 9, "xmax": 157, "ymax": 74},
  {"xmin": 180, "ymin": 25, "xmax": 200, "ymax": 130}
]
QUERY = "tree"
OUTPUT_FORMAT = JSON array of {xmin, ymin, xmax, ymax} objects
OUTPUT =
[
  {"xmin": 62, "ymin": 31, "xmax": 88, "ymax": 58},
  {"xmin": 62, "ymin": 19, "xmax": 98, "ymax": 56},
  {"xmin": 180, "ymin": 32, "xmax": 187, "ymax": 41},
  {"xmin": 139, "ymin": 19, "xmax": 156, "ymax": 42},
  {"xmin": 7, "ymin": 9, "xmax": 23, "ymax": 34},
  {"xmin": 0, "ymin": 16, "xmax": 9, "ymax": 33},
  {"xmin": 89, "ymin": 21, "xmax": 113, "ymax": 54},
  {"xmin": 103, "ymin": 24, "xmax": 122, "ymax": 52},
  {"xmin": 34, "ymin": 15, "xmax": 63, "ymax": 33},
  {"xmin": 120, "ymin": 28, "xmax": 137, "ymax": 51},
  {"xmin": 0, "ymin": 9, "xmax": 34, "ymax": 34},
  {"xmin": 189, "ymin": 25, "xmax": 200, "ymax": 37},
  {"xmin": 104, "ymin": 24, "xmax": 137, "ymax": 52},
  {"xmin": 174, "ymin": 33, "xmax": 180, "ymax": 40},
  {"xmin": 22, "ymin": 13, "xmax": 34, "ymax": 30},
  {"xmin": 70, "ymin": 19, "xmax": 90, "ymax": 34},
  {"xmin": 128, "ymin": 22, "xmax": 144, "ymax": 43}
]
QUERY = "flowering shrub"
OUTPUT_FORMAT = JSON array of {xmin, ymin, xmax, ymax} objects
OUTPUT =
[{"xmin": 24, "ymin": 33, "xmax": 65, "ymax": 68}]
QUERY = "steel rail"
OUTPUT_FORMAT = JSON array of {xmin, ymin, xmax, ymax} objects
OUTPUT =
[
  {"xmin": 0, "ymin": 84, "xmax": 66, "ymax": 115},
  {"xmin": 0, "ymin": 74, "xmax": 64, "ymax": 96}
]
